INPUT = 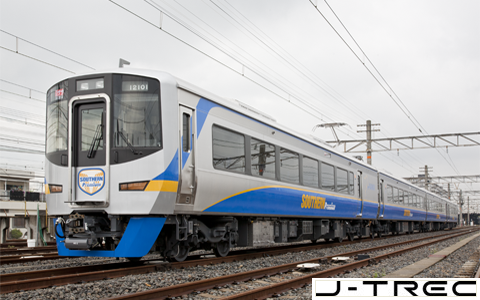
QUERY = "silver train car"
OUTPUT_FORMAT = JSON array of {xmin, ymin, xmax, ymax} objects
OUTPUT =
[{"xmin": 45, "ymin": 69, "xmax": 458, "ymax": 261}]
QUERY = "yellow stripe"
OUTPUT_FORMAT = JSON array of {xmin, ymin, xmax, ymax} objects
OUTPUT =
[
  {"xmin": 144, "ymin": 180, "xmax": 178, "ymax": 192},
  {"xmin": 202, "ymin": 185, "xmax": 362, "ymax": 211},
  {"xmin": 45, "ymin": 184, "xmax": 50, "ymax": 195}
]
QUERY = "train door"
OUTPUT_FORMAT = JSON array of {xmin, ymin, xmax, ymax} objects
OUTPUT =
[
  {"xmin": 69, "ymin": 95, "xmax": 110, "ymax": 205},
  {"xmin": 178, "ymin": 106, "xmax": 196, "ymax": 204},
  {"xmin": 356, "ymin": 171, "xmax": 363, "ymax": 217},
  {"xmin": 378, "ymin": 179, "xmax": 385, "ymax": 218}
]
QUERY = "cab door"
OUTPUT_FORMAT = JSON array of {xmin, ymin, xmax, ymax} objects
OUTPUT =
[
  {"xmin": 68, "ymin": 95, "xmax": 110, "ymax": 205},
  {"xmin": 177, "ymin": 106, "xmax": 196, "ymax": 204}
]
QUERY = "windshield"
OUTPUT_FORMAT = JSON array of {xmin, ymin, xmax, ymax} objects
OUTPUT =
[
  {"xmin": 113, "ymin": 75, "xmax": 161, "ymax": 149},
  {"xmin": 46, "ymin": 81, "xmax": 68, "ymax": 154}
]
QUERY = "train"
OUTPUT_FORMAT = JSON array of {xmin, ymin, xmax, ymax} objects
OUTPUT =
[{"xmin": 45, "ymin": 68, "xmax": 459, "ymax": 261}]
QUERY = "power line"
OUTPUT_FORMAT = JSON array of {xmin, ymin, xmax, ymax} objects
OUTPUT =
[
  {"xmin": 0, "ymin": 30, "xmax": 95, "ymax": 71},
  {"xmin": 308, "ymin": 0, "xmax": 464, "ymax": 177}
]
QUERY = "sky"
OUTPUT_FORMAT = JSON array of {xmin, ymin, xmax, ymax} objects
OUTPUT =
[{"xmin": 0, "ymin": 0, "xmax": 479, "ymax": 207}]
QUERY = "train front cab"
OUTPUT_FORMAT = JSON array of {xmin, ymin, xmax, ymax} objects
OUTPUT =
[{"xmin": 45, "ymin": 71, "xmax": 179, "ymax": 258}]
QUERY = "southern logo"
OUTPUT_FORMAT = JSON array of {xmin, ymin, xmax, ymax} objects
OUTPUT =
[{"xmin": 78, "ymin": 168, "xmax": 105, "ymax": 195}]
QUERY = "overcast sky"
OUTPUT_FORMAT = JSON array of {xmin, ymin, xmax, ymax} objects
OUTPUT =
[{"xmin": 1, "ymin": 0, "xmax": 479, "ymax": 205}]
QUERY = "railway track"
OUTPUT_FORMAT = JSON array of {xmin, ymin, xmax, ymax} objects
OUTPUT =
[
  {"xmin": 1, "ymin": 227, "xmax": 476, "ymax": 295},
  {"xmin": 106, "ymin": 228, "xmax": 479, "ymax": 299}
]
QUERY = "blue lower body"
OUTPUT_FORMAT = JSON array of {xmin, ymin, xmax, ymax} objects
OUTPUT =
[{"xmin": 55, "ymin": 217, "xmax": 166, "ymax": 257}]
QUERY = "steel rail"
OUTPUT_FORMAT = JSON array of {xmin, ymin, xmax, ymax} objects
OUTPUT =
[
  {"xmin": 0, "ymin": 254, "xmax": 63, "ymax": 266},
  {"xmin": 1, "ymin": 228, "xmax": 474, "ymax": 295},
  {"xmin": 223, "ymin": 230, "xmax": 480, "ymax": 299},
  {"xmin": 106, "ymin": 228, "xmax": 478, "ymax": 299}
]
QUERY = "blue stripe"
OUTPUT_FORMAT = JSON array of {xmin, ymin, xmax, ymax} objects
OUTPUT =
[
  {"xmin": 153, "ymin": 150, "xmax": 179, "ymax": 181},
  {"xmin": 196, "ymin": 98, "xmax": 220, "ymax": 138},
  {"xmin": 204, "ymin": 186, "xmax": 367, "ymax": 218}
]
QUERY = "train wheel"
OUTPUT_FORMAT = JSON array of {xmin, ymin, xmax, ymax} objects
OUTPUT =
[
  {"xmin": 172, "ymin": 244, "xmax": 190, "ymax": 262},
  {"xmin": 334, "ymin": 236, "xmax": 343, "ymax": 243},
  {"xmin": 311, "ymin": 239, "xmax": 318, "ymax": 244},
  {"xmin": 377, "ymin": 231, "xmax": 382, "ymax": 238},
  {"xmin": 214, "ymin": 241, "xmax": 230, "ymax": 257}
]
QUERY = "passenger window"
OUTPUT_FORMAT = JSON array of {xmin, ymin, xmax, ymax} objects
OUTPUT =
[
  {"xmin": 251, "ymin": 138, "xmax": 276, "ymax": 180},
  {"xmin": 393, "ymin": 188, "xmax": 399, "ymax": 203},
  {"xmin": 303, "ymin": 156, "xmax": 319, "ymax": 188},
  {"xmin": 337, "ymin": 168, "xmax": 348, "ymax": 194},
  {"xmin": 398, "ymin": 190, "xmax": 404, "ymax": 204},
  {"xmin": 212, "ymin": 126, "xmax": 245, "ymax": 174},
  {"xmin": 280, "ymin": 148, "xmax": 299, "ymax": 184},
  {"xmin": 321, "ymin": 163, "xmax": 335, "ymax": 191},
  {"xmin": 387, "ymin": 185, "xmax": 394, "ymax": 203}
]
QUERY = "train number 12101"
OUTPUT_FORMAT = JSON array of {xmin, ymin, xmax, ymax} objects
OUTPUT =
[{"xmin": 122, "ymin": 81, "xmax": 149, "ymax": 92}]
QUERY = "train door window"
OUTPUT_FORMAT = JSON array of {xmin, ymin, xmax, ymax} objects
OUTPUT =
[
  {"xmin": 386, "ymin": 185, "xmax": 394, "ymax": 203},
  {"xmin": 251, "ymin": 138, "xmax": 276, "ymax": 180},
  {"xmin": 321, "ymin": 163, "xmax": 335, "ymax": 191},
  {"xmin": 212, "ymin": 125, "xmax": 245, "ymax": 174},
  {"xmin": 182, "ymin": 113, "xmax": 190, "ymax": 152},
  {"xmin": 303, "ymin": 156, "xmax": 319, "ymax": 188},
  {"xmin": 348, "ymin": 172, "xmax": 354, "ymax": 195},
  {"xmin": 280, "ymin": 148, "xmax": 299, "ymax": 184},
  {"xmin": 336, "ymin": 168, "xmax": 348, "ymax": 194}
]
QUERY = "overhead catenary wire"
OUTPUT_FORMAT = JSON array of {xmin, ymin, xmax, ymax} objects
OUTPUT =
[
  {"xmin": 108, "ymin": 0, "xmax": 427, "ymax": 175},
  {"xmin": 150, "ymin": 0, "xmax": 360, "ymax": 132},
  {"xmin": 1, "ymin": 30, "xmax": 95, "ymax": 71},
  {"xmin": 113, "ymin": 0, "xmax": 358, "ymax": 139},
  {"xmin": 308, "ymin": 0, "xmax": 463, "ymax": 178}
]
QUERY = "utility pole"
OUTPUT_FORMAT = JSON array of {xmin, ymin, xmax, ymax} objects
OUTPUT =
[
  {"xmin": 467, "ymin": 196, "xmax": 470, "ymax": 226},
  {"xmin": 447, "ymin": 183, "xmax": 451, "ymax": 200},
  {"xmin": 420, "ymin": 165, "xmax": 433, "ymax": 191},
  {"xmin": 459, "ymin": 190, "xmax": 463, "ymax": 226},
  {"xmin": 357, "ymin": 120, "xmax": 380, "ymax": 165}
]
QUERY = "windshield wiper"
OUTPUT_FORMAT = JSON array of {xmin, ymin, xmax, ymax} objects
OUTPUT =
[
  {"xmin": 87, "ymin": 124, "xmax": 103, "ymax": 158},
  {"xmin": 118, "ymin": 130, "xmax": 140, "ymax": 155}
]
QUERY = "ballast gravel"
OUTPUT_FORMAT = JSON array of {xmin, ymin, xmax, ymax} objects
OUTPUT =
[{"xmin": 1, "ymin": 229, "xmax": 478, "ymax": 300}]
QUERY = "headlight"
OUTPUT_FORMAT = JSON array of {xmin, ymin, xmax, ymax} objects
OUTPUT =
[{"xmin": 119, "ymin": 181, "xmax": 149, "ymax": 191}]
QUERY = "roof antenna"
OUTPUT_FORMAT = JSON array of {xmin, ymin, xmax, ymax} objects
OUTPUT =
[{"xmin": 119, "ymin": 59, "xmax": 130, "ymax": 68}]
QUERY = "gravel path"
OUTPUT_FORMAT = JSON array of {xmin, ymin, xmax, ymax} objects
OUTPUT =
[{"xmin": 1, "ymin": 230, "xmax": 477, "ymax": 300}]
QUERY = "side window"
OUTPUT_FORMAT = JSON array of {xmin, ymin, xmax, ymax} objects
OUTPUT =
[
  {"xmin": 182, "ymin": 113, "xmax": 190, "ymax": 152},
  {"xmin": 393, "ymin": 188, "xmax": 399, "ymax": 203},
  {"xmin": 321, "ymin": 163, "xmax": 335, "ymax": 191},
  {"xmin": 212, "ymin": 125, "xmax": 245, "ymax": 174},
  {"xmin": 303, "ymin": 156, "xmax": 319, "ymax": 188},
  {"xmin": 337, "ymin": 168, "xmax": 348, "ymax": 194},
  {"xmin": 280, "ymin": 148, "xmax": 299, "ymax": 184},
  {"xmin": 398, "ymin": 189, "xmax": 404, "ymax": 204},
  {"xmin": 348, "ymin": 172, "xmax": 354, "ymax": 195},
  {"xmin": 387, "ymin": 185, "xmax": 394, "ymax": 203},
  {"xmin": 251, "ymin": 138, "xmax": 276, "ymax": 180}
]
